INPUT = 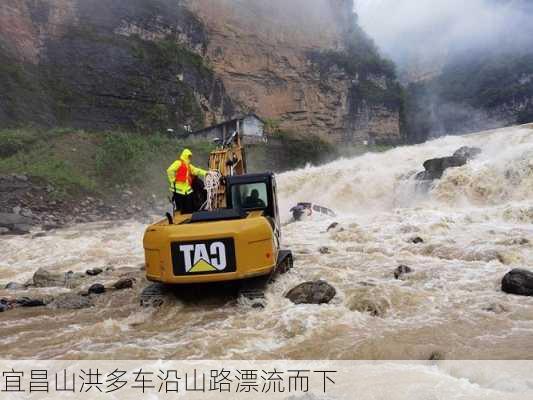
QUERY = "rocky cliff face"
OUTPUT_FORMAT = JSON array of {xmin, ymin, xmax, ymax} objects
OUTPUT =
[
  {"xmin": 0, "ymin": 0, "xmax": 402, "ymax": 144},
  {"xmin": 185, "ymin": 0, "xmax": 402, "ymax": 144},
  {"xmin": 0, "ymin": 0, "xmax": 233, "ymax": 132}
]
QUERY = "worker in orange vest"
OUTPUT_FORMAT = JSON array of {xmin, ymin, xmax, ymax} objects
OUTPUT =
[{"xmin": 167, "ymin": 148, "xmax": 207, "ymax": 214}]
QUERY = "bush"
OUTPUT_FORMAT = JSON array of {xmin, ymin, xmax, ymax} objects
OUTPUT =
[
  {"xmin": 0, "ymin": 130, "xmax": 39, "ymax": 158},
  {"xmin": 95, "ymin": 133, "xmax": 152, "ymax": 183}
]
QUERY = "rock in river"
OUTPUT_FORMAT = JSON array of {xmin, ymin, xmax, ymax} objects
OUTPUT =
[
  {"xmin": 16, "ymin": 297, "xmax": 46, "ymax": 307},
  {"xmin": 502, "ymin": 269, "xmax": 533, "ymax": 296},
  {"xmin": 88, "ymin": 283, "xmax": 106, "ymax": 295},
  {"xmin": 416, "ymin": 156, "xmax": 467, "ymax": 181},
  {"xmin": 285, "ymin": 280, "xmax": 336, "ymax": 305},
  {"xmin": 394, "ymin": 265, "xmax": 413, "ymax": 280},
  {"xmin": 453, "ymin": 146, "xmax": 482, "ymax": 160},
  {"xmin": 48, "ymin": 293, "xmax": 93, "ymax": 309},
  {"xmin": 113, "ymin": 278, "xmax": 134, "ymax": 290},
  {"xmin": 33, "ymin": 268, "xmax": 67, "ymax": 287},
  {"xmin": 86, "ymin": 268, "xmax": 103, "ymax": 276}
]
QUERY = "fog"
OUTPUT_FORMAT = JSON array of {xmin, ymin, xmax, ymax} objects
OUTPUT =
[{"xmin": 355, "ymin": 0, "xmax": 533, "ymax": 68}]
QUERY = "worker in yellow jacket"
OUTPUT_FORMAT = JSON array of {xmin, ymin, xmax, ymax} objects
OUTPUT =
[{"xmin": 167, "ymin": 148, "xmax": 207, "ymax": 213}]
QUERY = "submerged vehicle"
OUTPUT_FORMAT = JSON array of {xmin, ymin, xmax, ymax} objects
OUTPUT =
[
  {"xmin": 290, "ymin": 202, "xmax": 336, "ymax": 222},
  {"xmin": 143, "ymin": 132, "xmax": 292, "ymax": 290}
]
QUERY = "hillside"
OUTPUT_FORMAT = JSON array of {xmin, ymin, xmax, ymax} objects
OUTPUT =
[
  {"xmin": 0, "ymin": 0, "xmax": 403, "ymax": 145},
  {"xmin": 404, "ymin": 50, "xmax": 533, "ymax": 143}
]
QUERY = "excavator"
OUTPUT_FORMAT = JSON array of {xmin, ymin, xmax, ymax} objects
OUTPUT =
[{"xmin": 142, "ymin": 131, "xmax": 293, "ymax": 303}]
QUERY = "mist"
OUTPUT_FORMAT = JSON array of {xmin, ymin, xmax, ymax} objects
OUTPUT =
[{"xmin": 354, "ymin": 0, "xmax": 533, "ymax": 70}]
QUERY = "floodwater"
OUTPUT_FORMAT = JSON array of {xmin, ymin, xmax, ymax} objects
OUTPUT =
[{"xmin": 1, "ymin": 125, "xmax": 532, "ymax": 361}]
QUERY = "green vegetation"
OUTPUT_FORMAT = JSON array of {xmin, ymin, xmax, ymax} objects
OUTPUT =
[
  {"xmin": 0, "ymin": 129, "xmax": 41, "ymax": 158},
  {"xmin": 0, "ymin": 128, "xmax": 215, "ymax": 199}
]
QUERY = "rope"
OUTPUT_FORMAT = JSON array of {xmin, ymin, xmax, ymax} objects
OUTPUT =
[{"xmin": 202, "ymin": 171, "xmax": 222, "ymax": 211}]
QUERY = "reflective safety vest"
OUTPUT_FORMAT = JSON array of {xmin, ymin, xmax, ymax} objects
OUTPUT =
[
  {"xmin": 176, "ymin": 160, "xmax": 193, "ymax": 186},
  {"xmin": 167, "ymin": 155, "xmax": 207, "ymax": 195}
]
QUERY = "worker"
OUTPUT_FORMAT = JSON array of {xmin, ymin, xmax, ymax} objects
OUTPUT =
[
  {"xmin": 243, "ymin": 189, "xmax": 266, "ymax": 209},
  {"xmin": 167, "ymin": 148, "xmax": 207, "ymax": 214}
]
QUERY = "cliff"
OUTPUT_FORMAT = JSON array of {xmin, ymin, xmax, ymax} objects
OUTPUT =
[{"xmin": 0, "ymin": 0, "xmax": 402, "ymax": 144}]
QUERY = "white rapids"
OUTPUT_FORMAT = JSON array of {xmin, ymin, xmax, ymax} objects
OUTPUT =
[{"xmin": 0, "ymin": 124, "xmax": 532, "ymax": 361}]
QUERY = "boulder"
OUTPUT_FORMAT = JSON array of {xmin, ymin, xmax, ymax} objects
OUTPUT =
[
  {"xmin": 0, "ymin": 212, "xmax": 32, "ymax": 229},
  {"xmin": 33, "ymin": 268, "xmax": 66, "ymax": 287},
  {"xmin": 16, "ymin": 297, "xmax": 46, "ymax": 307},
  {"xmin": 285, "ymin": 280, "xmax": 336, "ymax": 305},
  {"xmin": 502, "ymin": 269, "xmax": 533, "ymax": 296},
  {"xmin": 48, "ymin": 293, "xmax": 93, "ymax": 309},
  {"xmin": 410, "ymin": 236, "xmax": 424, "ymax": 244},
  {"xmin": 319, "ymin": 246, "xmax": 330, "ymax": 254},
  {"xmin": 113, "ymin": 278, "xmax": 134, "ymax": 290},
  {"xmin": 88, "ymin": 283, "xmax": 106, "ymax": 295},
  {"xmin": 86, "ymin": 268, "xmax": 103, "ymax": 276},
  {"xmin": 417, "ymin": 156, "xmax": 467, "ymax": 181},
  {"xmin": 394, "ymin": 265, "xmax": 413, "ymax": 280},
  {"xmin": 0, "ymin": 227, "xmax": 10, "ymax": 235},
  {"xmin": 11, "ymin": 224, "xmax": 31, "ymax": 235},
  {"xmin": 453, "ymin": 146, "xmax": 482, "ymax": 160}
]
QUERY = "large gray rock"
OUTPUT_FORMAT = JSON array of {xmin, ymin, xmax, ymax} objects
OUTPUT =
[
  {"xmin": 502, "ymin": 269, "xmax": 533, "ymax": 296},
  {"xmin": 33, "ymin": 268, "xmax": 66, "ymax": 287},
  {"xmin": 48, "ymin": 293, "xmax": 93, "ymax": 309},
  {"xmin": 113, "ymin": 278, "xmax": 134, "ymax": 290},
  {"xmin": 416, "ymin": 156, "xmax": 467, "ymax": 181},
  {"xmin": 285, "ymin": 280, "xmax": 336, "ymax": 305},
  {"xmin": 0, "ymin": 213, "xmax": 32, "ymax": 229},
  {"xmin": 453, "ymin": 146, "xmax": 482, "ymax": 160}
]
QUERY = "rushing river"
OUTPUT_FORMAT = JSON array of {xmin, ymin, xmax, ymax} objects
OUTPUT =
[{"xmin": 1, "ymin": 125, "xmax": 532, "ymax": 360}]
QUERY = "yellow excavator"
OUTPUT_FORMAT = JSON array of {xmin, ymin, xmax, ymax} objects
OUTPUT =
[{"xmin": 142, "ymin": 131, "xmax": 292, "ymax": 300}]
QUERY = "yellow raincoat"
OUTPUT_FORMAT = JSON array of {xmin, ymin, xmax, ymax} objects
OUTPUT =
[{"xmin": 167, "ymin": 149, "xmax": 207, "ymax": 194}]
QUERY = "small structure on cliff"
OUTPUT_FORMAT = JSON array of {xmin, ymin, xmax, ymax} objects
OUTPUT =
[{"xmin": 191, "ymin": 114, "xmax": 266, "ymax": 143}]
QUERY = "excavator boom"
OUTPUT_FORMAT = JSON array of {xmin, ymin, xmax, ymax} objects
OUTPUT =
[{"xmin": 207, "ymin": 132, "xmax": 247, "ymax": 209}]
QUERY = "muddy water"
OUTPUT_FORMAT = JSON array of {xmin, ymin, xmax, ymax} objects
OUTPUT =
[{"xmin": 1, "ymin": 125, "xmax": 532, "ymax": 360}]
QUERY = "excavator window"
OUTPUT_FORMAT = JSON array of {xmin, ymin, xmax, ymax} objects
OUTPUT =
[{"xmin": 231, "ymin": 182, "xmax": 269, "ymax": 210}]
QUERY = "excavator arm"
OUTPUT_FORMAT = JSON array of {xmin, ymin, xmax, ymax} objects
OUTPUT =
[{"xmin": 207, "ymin": 131, "xmax": 247, "ymax": 209}]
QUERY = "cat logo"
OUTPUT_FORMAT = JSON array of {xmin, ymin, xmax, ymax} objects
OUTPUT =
[{"xmin": 171, "ymin": 238, "xmax": 236, "ymax": 275}]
